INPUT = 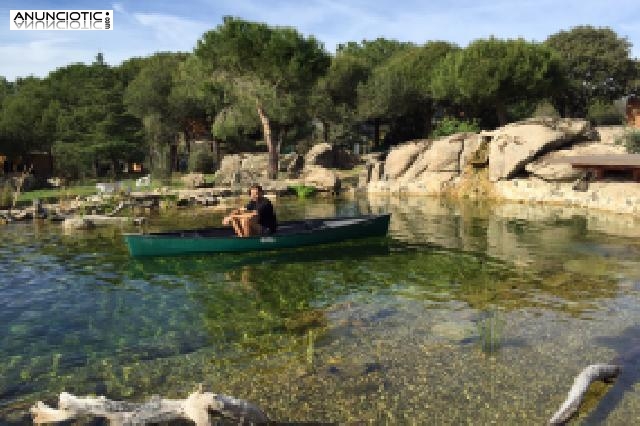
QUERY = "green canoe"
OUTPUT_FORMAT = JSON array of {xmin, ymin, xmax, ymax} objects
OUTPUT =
[{"xmin": 123, "ymin": 214, "xmax": 391, "ymax": 257}]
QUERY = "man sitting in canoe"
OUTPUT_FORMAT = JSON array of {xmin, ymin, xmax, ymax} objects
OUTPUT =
[{"xmin": 222, "ymin": 184, "xmax": 277, "ymax": 237}]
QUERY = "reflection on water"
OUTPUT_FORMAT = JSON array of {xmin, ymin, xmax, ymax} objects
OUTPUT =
[{"xmin": 3, "ymin": 195, "xmax": 640, "ymax": 422}]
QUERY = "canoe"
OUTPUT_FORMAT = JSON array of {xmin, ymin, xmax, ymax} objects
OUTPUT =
[{"xmin": 123, "ymin": 214, "xmax": 391, "ymax": 257}]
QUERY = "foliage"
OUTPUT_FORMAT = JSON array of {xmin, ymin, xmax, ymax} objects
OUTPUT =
[
  {"xmin": 289, "ymin": 184, "xmax": 316, "ymax": 198},
  {"xmin": 616, "ymin": 129, "xmax": 640, "ymax": 153},
  {"xmin": 0, "ymin": 77, "xmax": 54, "ymax": 156},
  {"xmin": 431, "ymin": 37, "xmax": 566, "ymax": 126},
  {"xmin": 358, "ymin": 42, "xmax": 458, "ymax": 143},
  {"xmin": 586, "ymin": 100, "xmax": 624, "ymax": 125},
  {"xmin": 430, "ymin": 116, "xmax": 480, "ymax": 138},
  {"xmin": 195, "ymin": 17, "xmax": 330, "ymax": 178},
  {"xmin": 532, "ymin": 100, "xmax": 561, "ymax": 118},
  {"xmin": 0, "ymin": 181, "xmax": 12, "ymax": 207},
  {"xmin": 545, "ymin": 25, "xmax": 635, "ymax": 116},
  {"xmin": 188, "ymin": 148, "xmax": 216, "ymax": 173}
]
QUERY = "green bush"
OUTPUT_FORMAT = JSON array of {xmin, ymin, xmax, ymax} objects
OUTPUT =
[
  {"xmin": 532, "ymin": 100, "xmax": 560, "ymax": 118},
  {"xmin": 616, "ymin": 129, "xmax": 640, "ymax": 153},
  {"xmin": 587, "ymin": 100, "xmax": 624, "ymax": 125},
  {"xmin": 289, "ymin": 184, "xmax": 316, "ymax": 198},
  {"xmin": 430, "ymin": 116, "xmax": 480, "ymax": 138},
  {"xmin": 188, "ymin": 150, "xmax": 216, "ymax": 173}
]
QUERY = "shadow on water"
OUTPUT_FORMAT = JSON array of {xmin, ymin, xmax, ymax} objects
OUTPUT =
[
  {"xmin": 581, "ymin": 325, "xmax": 640, "ymax": 424},
  {"xmin": 127, "ymin": 237, "xmax": 393, "ymax": 279}
]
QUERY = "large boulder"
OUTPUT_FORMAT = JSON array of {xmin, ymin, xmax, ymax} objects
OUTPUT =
[
  {"xmin": 303, "ymin": 166, "xmax": 340, "ymax": 192},
  {"xmin": 487, "ymin": 118, "xmax": 591, "ymax": 182},
  {"xmin": 408, "ymin": 133, "xmax": 469, "ymax": 178},
  {"xmin": 525, "ymin": 141, "xmax": 627, "ymax": 181},
  {"xmin": 384, "ymin": 141, "xmax": 429, "ymax": 179}
]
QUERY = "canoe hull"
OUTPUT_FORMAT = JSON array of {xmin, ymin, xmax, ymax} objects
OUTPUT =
[{"xmin": 124, "ymin": 214, "xmax": 390, "ymax": 257}]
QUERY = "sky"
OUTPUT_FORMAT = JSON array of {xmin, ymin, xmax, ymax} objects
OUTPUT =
[{"xmin": 2, "ymin": 0, "xmax": 640, "ymax": 81}]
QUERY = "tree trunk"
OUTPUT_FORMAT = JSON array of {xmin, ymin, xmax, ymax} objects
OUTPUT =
[
  {"xmin": 323, "ymin": 121, "xmax": 330, "ymax": 143},
  {"xmin": 257, "ymin": 105, "xmax": 278, "ymax": 180},
  {"xmin": 496, "ymin": 101, "xmax": 508, "ymax": 126}
]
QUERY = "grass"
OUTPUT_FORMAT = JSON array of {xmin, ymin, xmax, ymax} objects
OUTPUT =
[
  {"xmin": 17, "ymin": 186, "xmax": 98, "ymax": 203},
  {"xmin": 15, "ymin": 173, "xmax": 218, "ymax": 203}
]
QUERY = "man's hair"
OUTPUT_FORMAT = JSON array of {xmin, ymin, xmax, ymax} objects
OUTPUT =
[{"xmin": 249, "ymin": 183, "xmax": 263, "ymax": 194}]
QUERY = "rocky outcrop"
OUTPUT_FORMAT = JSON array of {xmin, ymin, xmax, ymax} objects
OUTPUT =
[
  {"xmin": 486, "ymin": 118, "xmax": 591, "ymax": 182},
  {"xmin": 525, "ymin": 141, "xmax": 626, "ymax": 181},
  {"xmin": 384, "ymin": 141, "xmax": 428, "ymax": 179},
  {"xmin": 494, "ymin": 179, "xmax": 640, "ymax": 215}
]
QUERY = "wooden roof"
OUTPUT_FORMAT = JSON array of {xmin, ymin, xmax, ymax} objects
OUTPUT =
[{"xmin": 547, "ymin": 154, "xmax": 640, "ymax": 167}]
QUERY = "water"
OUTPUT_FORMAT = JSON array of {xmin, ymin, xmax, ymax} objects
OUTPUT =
[{"xmin": 2, "ymin": 196, "xmax": 640, "ymax": 423}]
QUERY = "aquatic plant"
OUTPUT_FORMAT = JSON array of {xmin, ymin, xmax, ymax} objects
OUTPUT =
[{"xmin": 290, "ymin": 184, "xmax": 316, "ymax": 199}]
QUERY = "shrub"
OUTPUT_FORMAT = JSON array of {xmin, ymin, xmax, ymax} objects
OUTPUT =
[
  {"xmin": 188, "ymin": 149, "xmax": 216, "ymax": 173},
  {"xmin": 616, "ymin": 129, "xmax": 640, "ymax": 153},
  {"xmin": 0, "ymin": 182, "xmax": 14, "ymax": 208},
  {"xmin": 289, "ymin": 184, "xmax": 316, "ymax": 198},
  {"xmin": 587, "ymin": 100, "xmax": 624, "ymax": 125},
  {"xmin": 532, "ymin": 100, "xmax": 560, "ymax": 118},
  {"xmin": 430, "ymin": 116, "xmax": 480, "ymax": 138}
]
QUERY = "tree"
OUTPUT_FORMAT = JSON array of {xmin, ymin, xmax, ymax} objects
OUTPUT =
[
  {"xmin": 357, "ymin": 41, "xmax": 458, "ymax": 144},
  {"xmin": 48, "ymin": 58, "xmax": 144, "ymax": 179},
  {"xmin": 309, "ymin": 53, "xmax": 369, "ymax": 144},
  {"xmin": 124, "ymin": 53, "xmax": 187, "ymax": 178},
  {"xmin": 195, "ymin": 17, "xmax": 330, "ymax": 179},
  {"xmin": 0, "ymin": 77, "xmax": 52, "ymax": 157},
  {"xmin": 431, "ymin": 37, "xmax": 566, "ymax": 126},
  {"xmin": 546, "ymin": 26, "xmax": 635, "ymax": 116}
]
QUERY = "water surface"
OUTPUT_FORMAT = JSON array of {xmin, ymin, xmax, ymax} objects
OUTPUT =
[{"xmin": 2, "ymin": 196, "xmax": 640, "ymax": 423}]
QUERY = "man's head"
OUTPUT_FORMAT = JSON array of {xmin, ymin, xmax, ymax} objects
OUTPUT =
[{"xmin": 249, "ymin": 184, "xmax": 263, "ymax": 201}]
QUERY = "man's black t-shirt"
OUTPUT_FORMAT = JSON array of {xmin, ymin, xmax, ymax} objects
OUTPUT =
[{"xmin": 246, "ymin": 197, "xmax": 277, "ymax": 233}]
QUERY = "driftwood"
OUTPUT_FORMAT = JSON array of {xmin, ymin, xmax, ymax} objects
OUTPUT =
[
  {"xmin": 31, "ymin": 388, "xmax": 269, "ymax": 425},
  {"xmin": 549, "ymin": 363, "xmax": 620, "ymax": 425}
]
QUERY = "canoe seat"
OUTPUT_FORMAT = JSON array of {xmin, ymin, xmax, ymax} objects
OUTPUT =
[{"xmin": 322, "ymin": 218, "xmax": 363, "ymax": 228}]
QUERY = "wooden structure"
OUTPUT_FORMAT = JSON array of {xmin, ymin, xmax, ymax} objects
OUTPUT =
[{"xmin": 549, "ymin": 154, "xmax": 640, "ymax": 181}]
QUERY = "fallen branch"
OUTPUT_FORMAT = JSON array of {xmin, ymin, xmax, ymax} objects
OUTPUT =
[
  {"xmin": 549, "ymin": 363, "xmax": 620, "ymax": 425},
  {"xmin": 31, "ymin": 387, "xmax": 269, "ymax": 425}
]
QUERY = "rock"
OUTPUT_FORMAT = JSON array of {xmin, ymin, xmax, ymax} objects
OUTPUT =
[
  {"xmin": 594, "ymin": 125, "xmax": 628, "ymax": 145},
  {"xmin": 304, "ymin": 143, "xmax": 358, "ymax": 169},
  {"xmin": 303, "ymin": 166, "xmax": 341, "ymax": 192},
  {"xmin": 487, "ymin": 118, "xmax": 591, "ymax": 182},
  {"xmin": 304, "ymin": 142, "xmax": 333, "ymax": 168},
  {"xmin": 181, "ymin": 173, "xmax": 205, "ymax": 189},
  {"xmin": 63, "ymin": 217, "xmax": 96, "ymax": 230},
  {"xmin": 279, "ymin": 152, "xmax": 303, "ymax": 176},
  {"xmin": 358, "ymin": 164, "xmax": 373, "ymax": 188},
  {"xmin": 401, "ymin": 135, "xmax": 467, "ymax": 181},
  {"xmin": 431, "ymin": 320, "xmax": 477, "ymax": 341},
  {"xmin": 367, "ymin": 172, "xmax": 457, "ymax": 195},
  {"xmin": 525, "ymin": 141, "xmax": 627, "ymax": 181},
  {"xmin": 460, "ymin": 134, "xmax": 485, "ymax": 168},
  {"xmin": 370, "ymin": 161, "xmax": 384, "ymax": 182},
  {"xmin": 384, "ymin": 141, "xmax": 429, "ymax": 179}
]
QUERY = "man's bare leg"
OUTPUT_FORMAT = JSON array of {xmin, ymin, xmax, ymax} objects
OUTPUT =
[{"xmin": 230, "ymin": 217, "xmax": 246, "ymax": 237}]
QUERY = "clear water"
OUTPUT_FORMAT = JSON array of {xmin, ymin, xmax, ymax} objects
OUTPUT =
[{"xmin": 2, "ymin": 195, "xmax": 640, "ymax": 423}]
